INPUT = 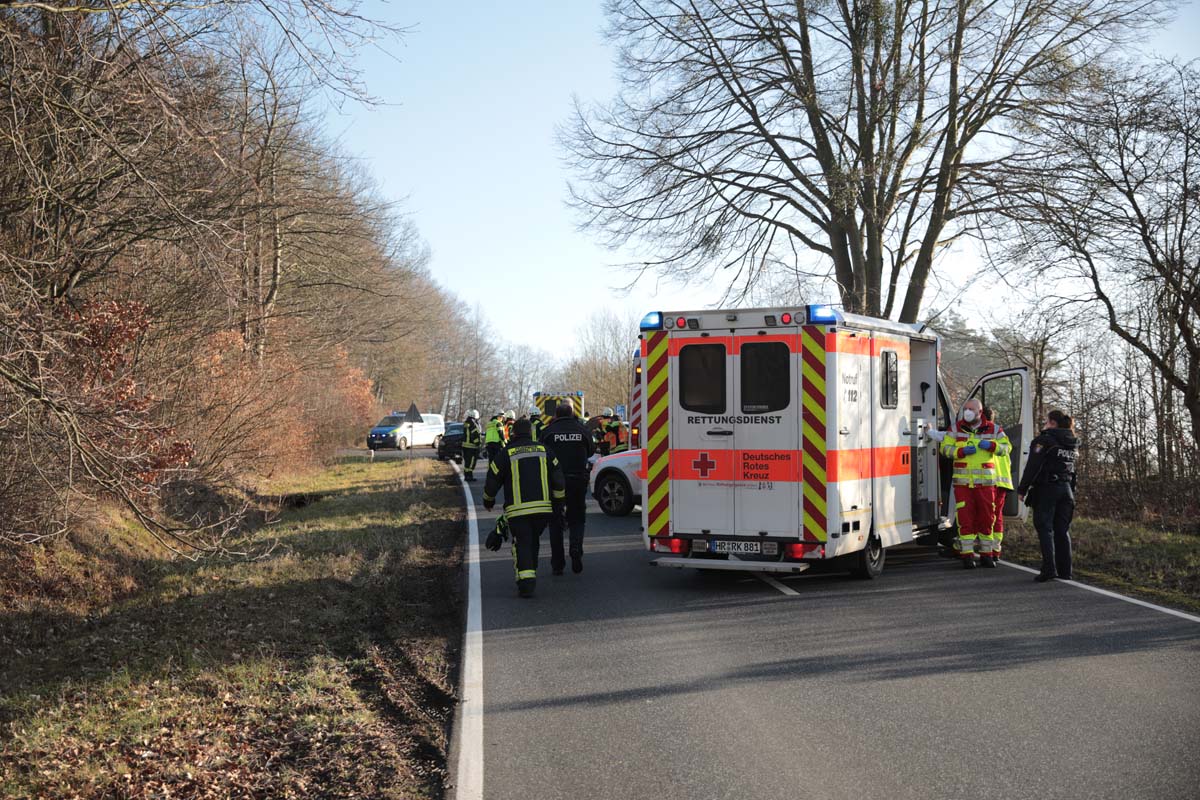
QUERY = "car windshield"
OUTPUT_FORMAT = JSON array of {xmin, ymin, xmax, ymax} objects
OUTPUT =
[
  {"xmin": 375, "ymin": 416, "xmax": 404, "ymax": 427},
  {"xmin": 446, "ymin": 423, "xmax": 464, "ymax": 435}
]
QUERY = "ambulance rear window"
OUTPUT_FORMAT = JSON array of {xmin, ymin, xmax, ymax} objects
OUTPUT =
[
  {"xmin": 679, "ymin": 344, "xmax": 726, "ymax": 414},
  {"xmin": 740, "ymin": 342, "xmax": 790, "ymax": 413}
]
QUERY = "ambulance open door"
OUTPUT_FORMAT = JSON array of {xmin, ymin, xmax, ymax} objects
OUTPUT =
[{"xmin": 963, "ymin": 368, "xmax": 1033, "ymax": 521}]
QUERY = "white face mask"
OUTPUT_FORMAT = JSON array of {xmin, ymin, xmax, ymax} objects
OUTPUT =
[{"xmin": 962, "ymin": 408, "xmax": 977, "ymax": 423}]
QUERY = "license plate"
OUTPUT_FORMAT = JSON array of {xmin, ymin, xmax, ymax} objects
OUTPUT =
[{"xmin": 712, "ymin": 540, "xmax": 761, "ymax": 554}]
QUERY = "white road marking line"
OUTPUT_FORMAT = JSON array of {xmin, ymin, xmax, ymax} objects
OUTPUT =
[
  {"xmin": 757, "ymin": 573, "xmax": 800, "ymax": 596},
  {"xmin": 998, "ymin": 559, "xmax": 1200, "ymax": 624},
  {"xmin": 451, "ymin": 462, "xmax": 484, "ymax": 800}
]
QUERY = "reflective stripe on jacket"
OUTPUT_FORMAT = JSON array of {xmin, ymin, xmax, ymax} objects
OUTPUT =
[
  {"xmin": 463, "ymin": 419, "xmax": 482, "ymax": 449},
  {"xmin": 992, "ymin": 426, "xmax": 1014, "ymax": 489},
  {"xmin": 483, "ymin": 438, "xmax": 567, "ymax": 519}
]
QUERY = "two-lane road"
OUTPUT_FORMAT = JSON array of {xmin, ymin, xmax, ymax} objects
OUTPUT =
[{"xmin": 456, "ymin": 463, "xmax": 1200, "ymax": 800}]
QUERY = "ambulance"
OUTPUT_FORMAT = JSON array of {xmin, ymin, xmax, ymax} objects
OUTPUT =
[
  {"xmin": 532, "ymin": 391, "xmax": 585, "ymax": 427},
  {"xmin": 628, "ymin": 347, "xmax": 643, "ymax": 449},
  {"xmin": 639, "ymin": 305, "xmax": 1032, "ymax": 578}
]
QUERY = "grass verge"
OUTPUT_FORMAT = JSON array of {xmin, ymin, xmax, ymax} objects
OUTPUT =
[
  {"xmin": 1002, "ymin": 515, "xmax": 1200, "ymax": 614},
  {"xmin": 0, "ymin": 457, "xmax": 464, "ymax": 799}
]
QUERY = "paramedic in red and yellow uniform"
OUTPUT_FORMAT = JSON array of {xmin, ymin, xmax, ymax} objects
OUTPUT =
[
  {"xmin": 937, "ymin": 398, "xmax": 1010, "ymax": 569},
  {"xmin": 983, "ymin": 407, "xmax": 1014, "ymax": 560}
]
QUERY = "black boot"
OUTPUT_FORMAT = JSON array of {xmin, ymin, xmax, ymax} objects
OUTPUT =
[
  {"xmin": 1034, "ymin": 573, "xmax": 1055, "ymax": 583},
  {"xmin": 571, "ymin": 555, "xmax": 583, "ymax": 574},
  {"xmin": 962, "ymin": 558, "xmax": 977, "ymax": 570},
  {"xmin": 980, "ymin": 556, "xmax": 997, "ymax": 568},
  {"xmin": 518, "ymin": 578, "xmax": 536, "ymax": 598}
]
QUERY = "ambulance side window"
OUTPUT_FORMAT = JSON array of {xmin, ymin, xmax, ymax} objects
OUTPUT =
[
  {"xmin": 740, "ymin": 342, "xmax": 789, "ymax": 413},
  {"xmin": 679, "ymin": 344, "xmax": 726, "ymax": 414},
  {"xmin": 881, "ymin": 350, "xmax": 899, "ymax": 409}
]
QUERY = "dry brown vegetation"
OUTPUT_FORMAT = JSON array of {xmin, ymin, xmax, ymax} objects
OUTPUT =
[
  {"xmin": 1002, "ymin": 515, "xmax": 1200, "ymax": 614},
  {"xmin": 1, "ymin": 457, "xmax": 464, "ymax": 799}
]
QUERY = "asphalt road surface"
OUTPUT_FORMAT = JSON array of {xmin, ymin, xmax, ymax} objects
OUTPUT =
[{"xmin": 455, "ymin": 462, "xmax": 1200, "ymax": 800}]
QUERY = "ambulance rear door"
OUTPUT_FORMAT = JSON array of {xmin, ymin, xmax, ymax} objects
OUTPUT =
[
  {"xmin": 732, "ymin": 333, "xmax": 799, "ymax": 536},
  {"xmin": 669, "ymin": 332, "xmax": 735, "ymax": 535},
  {"xmin": 964, "ymin": 368, "xmax": 1034, "ymax": 521}
]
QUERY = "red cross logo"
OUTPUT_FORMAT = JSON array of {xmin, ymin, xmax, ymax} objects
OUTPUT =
[{"xmin": 693, "ymin": 451, "xmax": 717, "ymax": 478}]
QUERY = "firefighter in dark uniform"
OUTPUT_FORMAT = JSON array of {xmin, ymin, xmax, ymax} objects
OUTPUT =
[
  {"xmin": 528, "ymin": 406, "xmax": 546, "ymax": 440},
  {"xmin": 540, "ymin": 402, "xmax": 595, "ymax": 574},
  {"xmin": 1017, "ymin": 409, "xmax": 1079, "ymax": 582},
  {"xmin": 483, "ymin": 417, "xmax": 566, "ymax": 598},
  {"xmin": 461, "ymin": 409, "xmax": 482, "ymax": 481}
]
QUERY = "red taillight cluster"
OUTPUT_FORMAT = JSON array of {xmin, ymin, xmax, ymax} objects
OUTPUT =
[
  {"xmin": 784, "ymin": 542, "xmax": 824, "ymax": 559},
  {"xmin": 650, "ymin": 537, "xmax": 690, "ymax": 554},
  {"xmin": 676, "ymin": 316, "xmax": 687, "ymax": 329},
  {"xmin": 781, "ymin": 312, "xmax": 793, "ymax": 324}
]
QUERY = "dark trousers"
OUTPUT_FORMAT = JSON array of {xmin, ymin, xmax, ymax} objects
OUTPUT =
[
  {"xmin": 550, "ymin": 474, "xmax": 589, "ymax": 569},
  {"xmin": 1033, "ymin": 482, "xmax": 1075, "ymax": 578},
  {"xmin": 462, "ymin": 445, "xmax": 479, "ymax": 473},
  {"xmin": 486, "ymin": 442, "xmax": 501, "ymax": 462},
  {"xmin": 510, "ymin": 514, "xmax": 549, "ymax": 583}
]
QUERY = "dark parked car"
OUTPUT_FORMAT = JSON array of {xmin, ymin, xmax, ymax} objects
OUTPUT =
[{"xmin": 437, "ymin": 422, "xmax": 465, "ymax": 462}]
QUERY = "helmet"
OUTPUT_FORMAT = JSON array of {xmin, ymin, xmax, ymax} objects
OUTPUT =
[
  {"xmin": 505, "ymin": 410, "xmax": 515, "ymax": 420},
  {"xmin": 602, "ymin": 407, "xmax": 614, "ymax": 417},
  {"xmin": 466, "ymin": 409, "xmax": 480, "ymax": 420},
  {"xmin": 529, "ymin": 406, "xmax": 541, "ymax": 417}
]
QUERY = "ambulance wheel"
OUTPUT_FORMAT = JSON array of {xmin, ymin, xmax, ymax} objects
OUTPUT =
[{"xmin": 852, "ymin": 534, "xmax": 885, "ymax": 579}]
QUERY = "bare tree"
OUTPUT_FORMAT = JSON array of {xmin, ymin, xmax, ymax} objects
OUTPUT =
[
  {"xmin": 560, "ymin": 310, "xmax": 641, "ymax": 413},
  {"xmin": 994, "ymin": 61, "xmax": 1200, "ymax": 451},
  {"xmin": 565, "ymin": 0, "xmax": 1168, "ymax": 321}
]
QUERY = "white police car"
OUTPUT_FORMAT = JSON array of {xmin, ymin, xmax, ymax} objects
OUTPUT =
[{"xmin": 589, "ymin": 449, "xmax": 643, "ymax": 516}]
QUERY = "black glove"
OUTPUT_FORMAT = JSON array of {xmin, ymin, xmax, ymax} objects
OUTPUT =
[
  {"xmin": 483, "ymin": 498, "xmax": 494, "ymax": 511},
  {"xmin": 485, "ymin": 530, "xmax": 503, "ymax": 551}
]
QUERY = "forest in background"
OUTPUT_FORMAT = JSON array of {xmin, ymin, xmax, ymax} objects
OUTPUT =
[{"xmin": 3, "ymin": 1, "xmax": 1197, "ymax": 559}]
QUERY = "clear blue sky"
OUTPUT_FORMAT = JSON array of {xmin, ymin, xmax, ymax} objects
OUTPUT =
[{"xmin": 330, "ymin": 1, "xmax": 1200, "ymax": 351}]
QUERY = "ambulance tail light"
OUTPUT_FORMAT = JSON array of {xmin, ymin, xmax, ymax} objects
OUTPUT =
[
  {"xmin": 640, "ymin": 311, "xmax": 664, "ymax": 331},
  {"xmin": 784, "ymin": 542, "xmax": 825, "ymax": 560},
  {"xmin": 781, "ymin": 312, "xmax": 792, "ymax": 324},
  {"xmin": 650, "ymin": 537, "xmax": 690, "ymax": 555},
  {"xmin": 806, "ymin": 304, "xmax": 838, "ymax": 324}
]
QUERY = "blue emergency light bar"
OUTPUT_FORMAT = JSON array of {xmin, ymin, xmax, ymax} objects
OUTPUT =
[
  {"xmin": 640, "ymin": 311, "xmax": 663, "ymax": 331},
  {"xmin": 806, "ymin": 304, "xmax": 839, "ymax": 324}
]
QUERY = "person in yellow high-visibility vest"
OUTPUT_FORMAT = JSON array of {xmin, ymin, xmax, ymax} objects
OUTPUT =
[
  {"xmin": 936, "ymin": 398, "xmax": 1010, "ymax": 569},
  {"xmin": 484, "ymin": 413, "xmax": 505, "ymax": 463},
  {"xmin": 983, "ymin": 407, "xmax": 1014, "ymax": 560}
]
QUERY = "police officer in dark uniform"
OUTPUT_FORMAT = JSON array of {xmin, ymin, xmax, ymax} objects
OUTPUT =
[
  {"xmin": 483, "ymin": 418, "xmax": 566, "ymax": 598},
  {"xmin": 1017, "ymin": 409, "xmax": 1079, "ymax": 582},
  {"xmin": 540, "ymin": 402, "xmax": 595, "ymax": 575}
]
